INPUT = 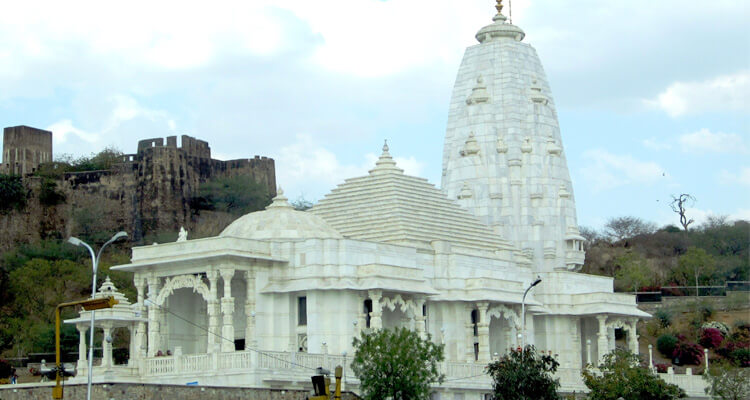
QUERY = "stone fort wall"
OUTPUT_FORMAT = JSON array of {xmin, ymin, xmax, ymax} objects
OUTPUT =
[
  {"xmin": 2, "ymin": 126, "xmax": 53, "ymax": 176},
  {"xmin": 0, "ymin": 127, "xmax": 276, "ymax": 244}
]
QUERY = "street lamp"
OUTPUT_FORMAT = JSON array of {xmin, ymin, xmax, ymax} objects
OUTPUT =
[
  {"xmin": 67, "ymin": 232, "xmax": 127, "ymax": 400},
  {"xmin": 521, "ymin": 276, "xmax": 541, "ymax": 349}
]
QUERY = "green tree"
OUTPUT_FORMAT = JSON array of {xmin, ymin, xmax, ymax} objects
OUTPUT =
[
  {"xmin": 604, "ymin": 216, "xmax": 657, "ymax": 242},
  {"xmin": 194, "ymin": 175, "xmax": 271, "ymax": 216},
  {"xmin": 70, "ymin": 147, "xmax": 124, "ymax": 172},
  {"xmin": 670, "ymin": 247, "xmax": 717, "ymax": 296},
  {"xmin": 703, "ymin": 360, "xmax": 750, "ymax": 400},
  {"xmin": 582, "ymin": 348, "xmax": 685, "ymax": 400},
  {"xmin": 351, "ymin": 327, "xmax": 444, "ymax": 400},
  {"xmin": 614, "ymin": 251, "xmax": 652, "ymax": 292},
  {"xmin": 486, "ymin": 345, "xmax": 561, "ymax": 400}
]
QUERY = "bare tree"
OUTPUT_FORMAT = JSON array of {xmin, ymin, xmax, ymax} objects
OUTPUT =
[
  {"xmin": 578, "ymin": 226, "xmax": 602, "ymax": 250},
  {"xmin": 670, "ymin": 194, "xmax": 695, "ymax": 232},
  {"xmin": 603, "ymin": 216, "xmax": 657, "ymax": 242}
]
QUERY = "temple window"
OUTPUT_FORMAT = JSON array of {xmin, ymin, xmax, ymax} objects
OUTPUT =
[
  {"xmin": 364, "ymin": 299, "xmax": 373, "ymax": 328},
  {"xmin": 297, "ymin": 296, "xmax": 307, "ymax": 326}
]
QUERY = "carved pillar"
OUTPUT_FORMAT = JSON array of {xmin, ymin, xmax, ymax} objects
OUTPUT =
[
  {"xmin": 570, "ymin": 316, "xmax": 581, "ymax": 369},
  {"xmin": 76, "ymin": 324, "xmax": 87, "ymax": 363},
  {"xmin": 102, "ymin": 323, "xmax": 113, "ymax": 369},
  {"xmin": 206, "ymin": 270, "xmax": 220, "ymax": 353},
  {"xmin": 504, "ymin": 324, "xmax": 512, "ymax": 354},
  {"xmin": 415, "ymin": 298, "xmax": 427, "ymax": 340},
  {"xmin": 465, "ymin": 304, "xmax": 476, "ymax": 361},
  {"xmin": 627, "ymin": 318, "xmax": 639, "ymax": 355},
  {"xmin": 476, "ymin": 302, "xmax": 490, "ymax": 362},
  {"xmin": 368, "ymin": 290, "xmax": 382, "ymax": 330},
  {"xmin": 146, "ymin": 276, "xmax": 161, "ymax": 356},
  {"xmin": 220, "ymin": 268, "xmax": 235, "ymax": 352},
  {"xmin": 134, "ymin": 276, "xmax": 147, "ymax": 360},
  {"xmin": 596, "ymin": 315, "xmax": 609, "ymax": 363},
  {"xmin": 244, "ymin": 271, "xmax": 256, "ymax": 348}
]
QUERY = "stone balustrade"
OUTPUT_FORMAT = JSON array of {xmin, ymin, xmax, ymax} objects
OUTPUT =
[{"xmin": 73, "ymin": 349, "xmax": 708, "ymax": 397}]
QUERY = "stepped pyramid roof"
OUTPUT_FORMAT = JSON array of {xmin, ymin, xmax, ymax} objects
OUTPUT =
[{"xmin": 312, "ymin": 143, "xmax": 514, "ymax": 252}]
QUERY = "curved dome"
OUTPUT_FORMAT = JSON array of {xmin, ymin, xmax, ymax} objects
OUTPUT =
[{"xmin": 219, "ymin": 190, "xmax": 343, "ymax": 240}]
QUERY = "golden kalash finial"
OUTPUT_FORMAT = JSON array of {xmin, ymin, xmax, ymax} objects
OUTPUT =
[{"xmin": 495, "ymin": 0, "xmax": 503, "ymax": 14}]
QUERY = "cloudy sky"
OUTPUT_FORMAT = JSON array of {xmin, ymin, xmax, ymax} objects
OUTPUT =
[{"xmin": 1, "ymin": 0, "xmax": 747, "ymax": 229}]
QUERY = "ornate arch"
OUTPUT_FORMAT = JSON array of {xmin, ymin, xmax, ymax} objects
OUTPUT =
[
  {"xmin": 487, "ymin": 304, "xmax": 521, "ymax": 329},
  {"xmin": 381, "ymin": 294, "xmax": 420, "ymax": 316},
  {"xmin": 155, "ymin": 274, "xmax": 211, "ymax": 306},
  {"xmin": 606, "ymin": 318, "xmax": 631, "ymax": 331}
]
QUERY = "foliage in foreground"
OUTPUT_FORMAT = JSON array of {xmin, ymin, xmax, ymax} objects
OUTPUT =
[
  {"xmin": 703, "ymin": 360, "xmax": 750, "ymax": 400},
  {"xmin": 351, "ymin": 327, "xmax": 444, "ymax": 400},
  {"xmin": 486, "ymin": 345, "xmax": 560, "ymax": 400},
  {"xmin": 582, "ymin": 348, "xmax": 685, "ymax": 400}
]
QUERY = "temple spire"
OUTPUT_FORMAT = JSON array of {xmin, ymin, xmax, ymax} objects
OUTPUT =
[{"xmin": 495, "ymin": 0, "xmax": 503, "ymax": 14}]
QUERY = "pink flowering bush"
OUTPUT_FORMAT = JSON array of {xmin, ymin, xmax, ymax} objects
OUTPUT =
[
  {"xmin": 699, "ymin": 328, "xmax": 724, "ymax": 349},
  {"xmin": 672, "ymin": 342, "xmax": 704, "ymax": 365}
]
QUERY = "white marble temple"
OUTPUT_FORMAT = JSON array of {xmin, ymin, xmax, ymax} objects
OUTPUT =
[{"xmin": 60, "ymin": 4, "xmax": 684, "ymax": 399}]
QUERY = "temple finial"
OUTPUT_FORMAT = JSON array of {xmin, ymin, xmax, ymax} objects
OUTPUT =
[
  {"xmin": 495, "ymin": 0, "xmax": 503, "ymax": 14},
  {"xmin": 383, "ymin": 139, "xmax": 389, "ymax": 153}
]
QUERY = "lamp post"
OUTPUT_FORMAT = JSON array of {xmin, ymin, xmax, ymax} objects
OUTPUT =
[
  {"xmin": 521, "ymin": 276, "xmax": 541, "ymax": 349},
  {"xmin": 68, "ymin": 232, "xmax": 127, "ymax": 400}
]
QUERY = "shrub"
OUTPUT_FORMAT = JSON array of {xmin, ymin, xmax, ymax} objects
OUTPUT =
[
  {"xmin": 730, "ymin": 348, "xmax": 750, "ymax": 367},
  {"xmin": 654, "ymin": 309, "xmax": 673, "ymax": 328},
  {"xmin": 672, "ymin": 342, "xmax": 704, "ymax": 365},
  {"xmin": 702, "ymin": 321, "xmax": 730, "ymax": 337},
  {"xmin": 699, "ymin": 328, "xmax": 724, "ymax": 349},
  {"xmin": 582, "ymin": 349, "xmax": 684, "ymax": 400},
  {"xmin": 487, "ymin": 346, "xmax": 560, "ymax": 400},
  {"xmin": 657, "ymin": 334, "xmax": 678, "ymax": 357},
  {"xmin": 697, "ymin": 301, "xmax": 714, "ymax": 320},
  {"xmin": 38, "ymin": 178, "xmax": 66, "ymax": 206},
  {"xmin": 0, "ymin": 174, "xmax": 26, "ymax": 213}
]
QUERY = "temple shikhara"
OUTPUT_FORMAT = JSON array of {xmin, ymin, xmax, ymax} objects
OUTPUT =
[{"xmin": 64, "ymin": 2, "xmax": 681, "ymax": 397}]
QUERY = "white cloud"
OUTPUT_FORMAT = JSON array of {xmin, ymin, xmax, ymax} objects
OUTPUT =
[
  {"xmin": 684, "ymin": 207, "xmax": 750, "ymax": 226},
  {"xmin": 46, "ymin": 120, "xmax": 99, "ymax": 145},
  {"xmin": 718, "ymin": 167, "xmax": 750, "ymax": 187},
  {"xmin": 275, "ymin": 134, "xmax": 427, "ymax": 201},
  {"xmin": 644, "ymin": 70, "xmax": 750, "ymax": 117},
  {"xmin": 275, "ymin": 134, "xmax": 371, "ymax": 198},
  {"xmin": 581, "ymin": 149, "xmax": 667, "ymax": 190},
  {"xmin": 642, "ymin": 138, "xmax": 672, "ymax": 151},
  {"xmin": 678, "ymin": 128, "xmax": 748, "ymax": 154}
]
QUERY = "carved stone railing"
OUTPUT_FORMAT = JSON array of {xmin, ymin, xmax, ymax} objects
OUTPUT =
[{"xmin": 137, "ymin": 351, "xmax": 706, "ymax": 397}]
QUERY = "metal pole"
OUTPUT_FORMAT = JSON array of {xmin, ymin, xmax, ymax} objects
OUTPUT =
[
  {"xmin": 521, "ymin": 277, "xmax": 541, "ymax": 349},
  {"xmin": 68, "ymin": 232, "xmax": 127, "ymax": 400},
  {"xmin": 521, "ymin": 299, "xmax": 525, "ymax": 349},
  {"xmin": 82, "ymin": 243, "xmax": 97, "ymax": 400}
]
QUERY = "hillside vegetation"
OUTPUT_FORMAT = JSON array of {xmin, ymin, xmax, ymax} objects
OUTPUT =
[{"xmin": 580, "ymin": 215, "xmax": 749, "ymax": 293}]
